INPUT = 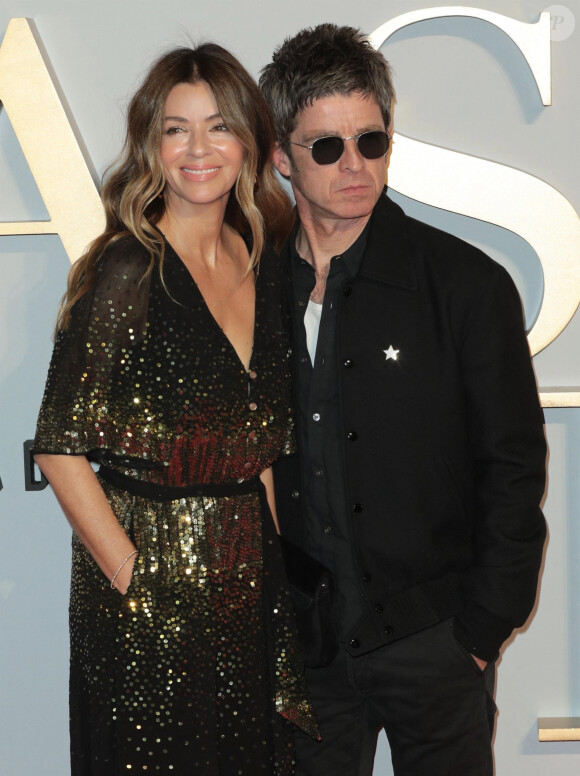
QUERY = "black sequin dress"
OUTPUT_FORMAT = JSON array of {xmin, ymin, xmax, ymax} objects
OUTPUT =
[{"xmin": 33, "ymin": 236, "xmax": 317, "ymax": 775}]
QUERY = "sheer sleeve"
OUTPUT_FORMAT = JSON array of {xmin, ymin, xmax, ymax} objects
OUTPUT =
[
  {"xmin": 260, "ymin": 244, "xmax": 296, "ymax": 461},
  {"xmin": 33, "ymin": 238, "xmax": 153, "ymax": 460}
]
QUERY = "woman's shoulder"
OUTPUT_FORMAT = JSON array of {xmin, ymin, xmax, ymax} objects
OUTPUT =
[
  {"xmin": 94, "ymin": 234, "xmax": 154, "ymax": 283},
  {"xmin": 86, "ymin": 235, "xmax": 155, "ymax": 328}
]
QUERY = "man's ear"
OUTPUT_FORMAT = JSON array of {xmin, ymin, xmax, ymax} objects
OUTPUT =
[{"xmin": 273, "ymin": 143, "xmax": 292, "ymax": 178}]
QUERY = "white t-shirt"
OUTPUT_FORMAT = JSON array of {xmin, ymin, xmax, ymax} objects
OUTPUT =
[{"xmin": 304, "ymin": 299, "xmax": 323, "ymax": 365}]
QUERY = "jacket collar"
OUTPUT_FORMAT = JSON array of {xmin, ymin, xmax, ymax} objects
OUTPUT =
[
  {"xmin": 280, "ymin": 189, "xmax": 417, "ymax": 292},
  {"xmin": 358, "ymin": 189, "xmax": 417, "ymax": 291}
]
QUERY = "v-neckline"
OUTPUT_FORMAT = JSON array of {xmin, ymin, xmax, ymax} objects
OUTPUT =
[{"xmin": 164, "ymin": 239, "xmax": 257, "ymax": 374}]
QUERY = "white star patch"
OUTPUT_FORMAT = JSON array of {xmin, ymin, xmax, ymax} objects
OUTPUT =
[{"xmin": 383, "ymin": 345, "xmax": 399, "ymax": 361}]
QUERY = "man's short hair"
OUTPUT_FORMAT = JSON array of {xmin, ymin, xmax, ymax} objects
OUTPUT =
[{"xmin": 259, "ymin": 23, "xmax": 395, "ymax": 144}]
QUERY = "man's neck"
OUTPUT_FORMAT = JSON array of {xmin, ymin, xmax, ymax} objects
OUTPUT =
[
  {"xmin": 295, "ymin": 214, "xmax": 371, "ymax": 304},
  {"xmin": 295, "ymin": 214, "xmax": 370, "ymax": 271}
]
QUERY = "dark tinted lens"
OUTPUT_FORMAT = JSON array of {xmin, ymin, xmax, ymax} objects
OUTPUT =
[
  {"xmin": 311, "ymin": 136, "xmax": 345, "ymax": 165},
  {"xmin": 357, "ymin": 131, "xmax": 389, "ymax": 159}
]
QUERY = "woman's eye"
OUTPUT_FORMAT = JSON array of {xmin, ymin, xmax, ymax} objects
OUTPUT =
[
  {"xmin": 212, "ymin": 123, "xmax": 229, "ymax": 132},
  {"xmin": 165, "ymin": 126, "xmax": 186, "ymax": 136}
]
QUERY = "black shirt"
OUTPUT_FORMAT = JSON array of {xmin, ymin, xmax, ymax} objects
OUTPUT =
[{"xmin": 289, "ymin": 222, "xmax": 370, "ymax": 639}]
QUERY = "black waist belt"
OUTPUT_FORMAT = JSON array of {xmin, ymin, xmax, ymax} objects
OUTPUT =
[{"xmin": 98, "ymin": 465, "xmax": 261, "ymax": 501}]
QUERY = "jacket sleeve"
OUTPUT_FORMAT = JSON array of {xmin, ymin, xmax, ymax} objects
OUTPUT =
[{"xmin": 452, "ymin": 263, "xmax": 547, "ymax": 661}]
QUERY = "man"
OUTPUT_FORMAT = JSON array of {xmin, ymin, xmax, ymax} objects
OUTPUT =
[{"xmin": 260, "ymin": 23, "xmax": 547, "ymax": 776}]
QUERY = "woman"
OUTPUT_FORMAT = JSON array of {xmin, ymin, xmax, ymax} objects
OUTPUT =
[{"xmin": 33, "ymin": 44, "xmax": 317, "ymax": 775}]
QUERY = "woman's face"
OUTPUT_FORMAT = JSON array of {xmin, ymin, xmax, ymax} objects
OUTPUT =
[{"xmin": 160, "ymin": 80, "xmax": 244, "ymax": 215}]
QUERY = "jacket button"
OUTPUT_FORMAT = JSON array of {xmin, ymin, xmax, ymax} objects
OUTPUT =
[
  {"xmin": 362, "ymin": 572, "xmax": 372, "ymax": 584},
  {"xmin": 384, "ymin": 624, "xmax": 394, "ymax": 637},
  {"xmin": 349, "ymin": 638, "xmax": 360, "ymax": 649},
  {"xmin": 352, "ymin": 503, "xmax": 363, "ymax": 513},
  {"xmin": 346, "ymin": 431, "xmax": 358, "ymax": 441},
  {"xmin": 344, "ymin": 286, "xmax": 352, "ymax": 296},
  {"xmin": 291, "ymin": 490, "xmax": 300, "ymax": 499},
  {"xmin": 323, "ymin": 525, "xmax": 332, "ymax": 535},
  {"xmin": 343, "ymin": 359, "xmax": 353, "ymax": 368},
  {"xmin": 375, "ymin": 603, "xmax": 384, "ymax": 614}
]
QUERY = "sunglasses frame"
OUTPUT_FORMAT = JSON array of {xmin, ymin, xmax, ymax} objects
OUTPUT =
[{"xmin": 288, "ymin": 130, "xmax": 391, "ymax": 166}]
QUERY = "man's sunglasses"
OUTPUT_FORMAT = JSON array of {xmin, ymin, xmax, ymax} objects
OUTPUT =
[{"xmin": 288, "ymin": 130, "xmax": 390, "ymax": 166}]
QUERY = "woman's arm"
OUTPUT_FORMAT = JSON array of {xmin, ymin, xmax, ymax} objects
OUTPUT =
[
  {"xmin": 35, "ymin": 454, "xmax": 137, "ymax": 594},
  {"xmin": 259, "ymin": 466, "xmax": 280, "ymax": 533}
]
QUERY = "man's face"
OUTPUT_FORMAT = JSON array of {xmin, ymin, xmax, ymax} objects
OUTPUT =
[{"xmin": 273, "ymin": 92, "xmax": 388, "ymax": 227}]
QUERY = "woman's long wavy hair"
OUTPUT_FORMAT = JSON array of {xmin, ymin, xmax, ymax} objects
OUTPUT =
[{"xmin": 56, "ymin": 44, "xmax": 293, "ymax": 332}]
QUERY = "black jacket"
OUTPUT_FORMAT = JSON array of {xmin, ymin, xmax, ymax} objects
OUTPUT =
[{"xmin": 273, "ymin": 192, "xmax": 546, "ymax": 662}]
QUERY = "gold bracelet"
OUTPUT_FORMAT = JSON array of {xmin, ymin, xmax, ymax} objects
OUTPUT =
[{"xmin": 110, "ymin": 550, "xmax": 138, "ymax": 590}]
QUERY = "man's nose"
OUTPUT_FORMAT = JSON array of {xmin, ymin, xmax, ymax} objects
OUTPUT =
[{"xmin": 339, "ymin": 137, "xmax": 364, "ymax": 171}]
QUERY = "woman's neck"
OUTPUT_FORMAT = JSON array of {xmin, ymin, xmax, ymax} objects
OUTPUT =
[{"xmin": 157, "ymin": 202, "xmax": 231, "ymax": 270}]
